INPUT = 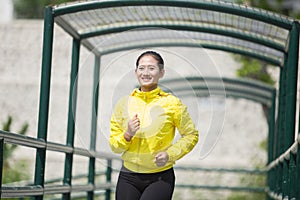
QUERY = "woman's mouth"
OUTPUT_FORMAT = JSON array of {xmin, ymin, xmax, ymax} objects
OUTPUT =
[{"xmin": 142, "ymin": 77, "xmax": 152, "ymax": 82}]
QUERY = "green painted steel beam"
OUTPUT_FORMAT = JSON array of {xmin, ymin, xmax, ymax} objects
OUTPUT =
[
  {"xmin": 88, "ymin": 56, "xmax": 100, "ymax": 200},
  {"xmin": 207, "ymin": 44, "xmax": 282, "ymax": 67},
  {"xmin": 175, "ymin": 184, "xmax": 266, "ymax": 193},
  {"xmin": 162, "ymin": 86, "xmax": 272, "ymax": 103},
  {"xmin": 164, "ymin": 76, "xmax": 274, "ymax": 92},
  {"xmin": 92, "ymin": 41, "xmax": 282, "ymax": 67},
  {"xmin": 289, "ymin": 153, "xmax": 297, "ymax": 199},
  {"xmin": 297, "ymin": 144, "xmax": 300, "ymax": 199},
  {"xmin": 160, "ymin": 76, "xmax": 275, "ymax": 106},
  {"xmin": 175, "ymin": 166, "xmax": 266, "ymax": 174},
  {"xmin": 282, "ymin": 21, "xmax": 299, "ymax": 199},
  {"xmin": 275, "ymin": 67, "xmax": 286, "ymax": 197},
  {"xmin": 0, "ymin": 139, "xmax": 3, "ymax": 197},
  {"xmin": 167, "ymin": 89, "xmax": 272, "ymax": 107},
  {"xmin": 55, "ymin": 17, "xmax": 80, "ymax": 40},
  {"xmin": 80, "ymin": 24, "xmax": 285, "ymax": 53},
  {"xmin": 51, "ymin": 0, "xmax": 293, "ymax": 29},
  {"xmin": 34, "ymin": 6, "xmax": 55, "ymax": 200},
  {"xmin": 284, "ymin": 21, "xmax": 299, "ymax": 150},
  {"xmin": 105, "ymin": 160, "xmax": 112, "ymax": 200},
  {"xmin": 63, "ymin": 38, "xmax": 81, "ymax": 200},
  {"xmin": 267, "ymin": 90, "xmax": 276, "ymax": 164}
]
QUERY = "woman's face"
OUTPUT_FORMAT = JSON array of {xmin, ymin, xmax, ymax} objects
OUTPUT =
[{"xmin": 135, "ymin": 55, "xmax": 165, "ymax": 92}]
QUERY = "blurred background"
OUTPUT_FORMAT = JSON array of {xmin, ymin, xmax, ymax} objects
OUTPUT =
[{"xmin": 0, "ymin": 0, "xmax": 299, "ymax": 199}]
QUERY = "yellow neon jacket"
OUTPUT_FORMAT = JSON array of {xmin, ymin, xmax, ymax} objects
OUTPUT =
[{"xmin": 109, "ymin": 87, "xmax": 198, "ymax": 173}]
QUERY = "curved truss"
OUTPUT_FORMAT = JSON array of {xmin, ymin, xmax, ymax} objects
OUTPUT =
[
  {"xmin": 51, "ymin": 0, "xmax": 296, "ymax": 67},
  {"xmin": 159, "ymin": 76, "xmax": 276, "ymax": 107}
]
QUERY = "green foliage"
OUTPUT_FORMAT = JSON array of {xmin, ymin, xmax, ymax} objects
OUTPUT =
[
  {"xmin": 13, "ymin": 0, "xmax": 77, "ymax": 19},
  {"xmin": 226, "ymin": 133, "xmax": 267, "ymax": 200},
  {"xmin": 259, "ymin": 139, "xmax": 267, "ymax": 151},
  {"xmin": 226, "ymin": 166, "xmax": 267, "ymax": 199},
  {"xmin": 227, "ymin": 192, "xmax": 266, "ymax": 200},
  {"xmin": 2, "ymin": 116, "xmax": 29, "ymax": 184},
  {"xmin": 3, "ymin": 116, "xmax": 29, "ymax": 162},
  {"xmin": 235, "ymin": 55, "xmax": 275, "ymax": 86},
  {"xmin": 235, "ymin": 0, "xmax": 300, "ymax": 19},
  {"xmin": 3, "ymin": 160, "xmax": 29, "ymax": 184}
]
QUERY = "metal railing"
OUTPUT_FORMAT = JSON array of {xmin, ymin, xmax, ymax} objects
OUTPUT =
[
  {"xmin": 266, "ymin": 134, "xmax": 300, "ymax": 199},
  {"xmin": 0, "ymin": 128, "xmax": 268, "ymax": 199},
  {"xmin": 0, "ymin": 130, "xmax": 116, "ymax": 199}
]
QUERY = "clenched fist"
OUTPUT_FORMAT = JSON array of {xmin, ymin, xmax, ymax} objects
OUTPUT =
[
  {"xmin": 155, "ymin": 152, "xmax": 169, "ymax": 167},
  {"xmin": 124, "ymin": 114, "xmax": 140, "ymax": 141}
]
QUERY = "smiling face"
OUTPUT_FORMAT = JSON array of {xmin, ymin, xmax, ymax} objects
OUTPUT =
[{"xmin": 135, "ymin": 55, "xmax": 165, "ymax": 92}]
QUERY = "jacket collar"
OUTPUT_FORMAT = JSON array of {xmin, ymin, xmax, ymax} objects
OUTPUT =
[{"xmin": 131, "ymin": 87, "xmax": 168, "ymax": 100}]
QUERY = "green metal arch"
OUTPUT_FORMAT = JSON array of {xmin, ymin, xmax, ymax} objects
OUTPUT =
[
  {"xmin": 29, "ymin": 1, "xmax": 299, "ymax": 199},
  {"xmin": 80, "ymin": 24, "xmax": 286, "ymax": 52},
  {"xmin": 159, "ymin": 76, "xmax": 276, "ymax": 107},
  {"xmin": 52, "ymin": 0, "xmax": 294, "ymax": 29},
  {"xmin": 51, "ymin": 0, "xmax": 289, "ymax": 67},
  {"xmin": 95, "ymin": 41, "xmax": 282, "ymax": 67},
  {"xmin": 79, "ymin": 24, "xmax": 284, "ymax": 67}
]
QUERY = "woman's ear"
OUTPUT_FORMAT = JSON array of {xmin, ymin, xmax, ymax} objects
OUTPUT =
[{"xmin": 159, "ymin": 69, "xmax": 165, "ymax": 78}]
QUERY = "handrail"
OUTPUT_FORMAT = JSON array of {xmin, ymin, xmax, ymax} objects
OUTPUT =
[
  {"xmin": 267, "ymin": 134, "xmax": 300, "ymax": 170},
  {"xmin": 266, "ymin": 134, "xmax": 300, "ymax": 199},
  {"xmin": 0, "ymin": 130, "xmax": 119, "ymax": 160}
]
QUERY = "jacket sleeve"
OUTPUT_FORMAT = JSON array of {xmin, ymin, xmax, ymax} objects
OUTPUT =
[
  {"xmin": 166, "ymin": 99, "xmax": 199, "ymax": 162},
  {"xmin": 109, "ymin": 97, "xmax": 131, "ymax": 154}
]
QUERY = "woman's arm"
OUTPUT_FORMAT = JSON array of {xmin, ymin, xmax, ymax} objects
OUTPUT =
[
  {"xmin": 166, "ymin": 100, "xmax": 199, "ymax": 162},
  {"xmin": 109, "ymin": 97, "xmax": 132, "ymax": 154}
]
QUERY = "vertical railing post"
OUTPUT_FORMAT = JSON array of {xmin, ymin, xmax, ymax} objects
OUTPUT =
[
  {"xmin": 88, "ymin": 55, "xmax": 100, "ymax": 200},
  {"xmin": 297, "ymin": 47, "xmax": 300, "ymax": 199},
  {"xmin": 289, "ymin": 152, "xmax": 297, "ymax": 199},
  {"xmin": 296, "ymin": 139, "xmax": 300, "ymax": 199},
  {"xmin": 267, "ymin": 90, "xmax": 276, "ymax": 164},
  {"xmin": 282, "ymin": 21, "xmax": 299, "ymax": 199},
  {"xmin": 105, "ymin": 159, "xmax": 112, "ymax": 200},
  {"xmin": 0, "ymin": 139, "xmax": 4, "ymax": 198},
  {"xmin": 34, "ymin": 6, "xmax": 54, "ymax": 200},
  {"xmin": 63, "ymin": 38, "xmax": 80, "ymax": 200},
  {"xmin": 275, "ymin": 66, "xmax": 286, "ymax": 197},
  {"xmin": 267, "ymin": 89, "xmax": 276, "ymax": 199}
]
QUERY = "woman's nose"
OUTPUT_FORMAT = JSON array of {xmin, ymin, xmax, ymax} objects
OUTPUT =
[{"xmin": 142, "ymin": 68, "xmax": 150, "ymax": 75}]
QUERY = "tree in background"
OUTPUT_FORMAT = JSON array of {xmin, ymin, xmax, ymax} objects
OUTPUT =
[
  {"xmin": 2, "ymin": 116, "xmax": 29, "ymax": 184},
  {"xmin": 238, "ymin": 1, "xmax": 298, "ymax": 75},
  {"xmin": 234, "ymin": 0, "xmax": 300, "ymax": 84},
  {"xmin": 233, "ymin": 0, "xmax": 299, "ymax": 117},
  {"xmin": 227, "ymin": 1, "xmax": 299, "ymax": 199},
  {"xmin": 245, "ymin": 0, "xmax": 300, "ymax": 19},
  {"xmin": 13, "ymin": 0, "xmax": 76, "ymax": 19}
]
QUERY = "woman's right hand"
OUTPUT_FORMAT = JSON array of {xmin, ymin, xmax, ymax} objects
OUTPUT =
[{"xmin": 124, "ymin": 114, "xmax": 140, "ymax": 141}]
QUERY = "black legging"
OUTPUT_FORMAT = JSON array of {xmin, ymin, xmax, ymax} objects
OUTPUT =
[{"xmin": 116, "ymin": 166, "xmax": 175, "ymax": 200}]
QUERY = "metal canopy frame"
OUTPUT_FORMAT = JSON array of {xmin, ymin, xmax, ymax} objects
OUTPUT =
[
  {"xmin": 1, "ymin": 0, "xmax": 297, "ymax": 200},
  {"xmin": 51, "ymin": 0, "xmax": 296, "ymax": 67},
  {"xmin": 160, "ymin": 77, "xmax": 276, "ymax": 107},
  {"xmin": 159, "ymin": 76, "xmax": 277, "ymax": 177}
]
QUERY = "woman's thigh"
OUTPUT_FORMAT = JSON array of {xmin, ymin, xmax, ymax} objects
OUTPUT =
[
  {"xmin": 140, "ymin": 168, "xmax": 175, "ymax": 200},
  {"xmin": 140, "ymin": 179, "xmax": 174, "ymax": 200},
  {"xmin": 115, "ymin": 171, "xmax": 142, "ymax": 200}
]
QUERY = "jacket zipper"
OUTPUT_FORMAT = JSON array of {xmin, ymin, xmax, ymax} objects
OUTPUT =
[{"xmin": 137, "ymin": 93, "xmax": 147, "ymax": 172}]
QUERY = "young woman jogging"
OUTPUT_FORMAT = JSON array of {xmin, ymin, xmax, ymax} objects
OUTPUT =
[{"xmin": 109, "ymin": 51, "xmax": 199, "ymax": 200}]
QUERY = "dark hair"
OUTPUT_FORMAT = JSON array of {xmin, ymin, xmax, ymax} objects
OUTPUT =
[{"xmin": 136, "ymin": 51, "xmax": 164, "ymax": 70}]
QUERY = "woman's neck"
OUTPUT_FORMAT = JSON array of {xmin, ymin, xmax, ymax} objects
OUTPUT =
[{"xmin": 140, "ymin": 85, "xmax": 158, "ymax": 92}]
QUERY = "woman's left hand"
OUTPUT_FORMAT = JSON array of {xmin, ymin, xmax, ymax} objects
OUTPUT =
[{"xmin": 155, "ymin": 152, "xmax": 169, "ymax": 167}]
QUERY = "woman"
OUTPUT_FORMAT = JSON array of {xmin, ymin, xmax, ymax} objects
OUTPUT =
[{"xmin": 109, "ymin": 51, "xmax": 198, "ymax": 200}]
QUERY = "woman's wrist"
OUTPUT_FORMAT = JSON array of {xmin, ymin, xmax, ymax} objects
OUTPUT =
[{"xmin": 124, "ymin": 131, "xmax": 133, "ymax": 141}]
